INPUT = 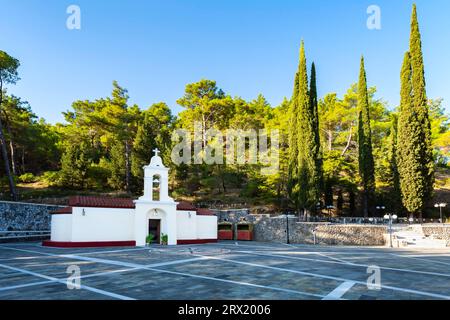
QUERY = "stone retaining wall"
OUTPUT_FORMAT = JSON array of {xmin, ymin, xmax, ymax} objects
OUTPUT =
[
  {"xmin": 422, "ymin": 225, "xmax": 450, "ymax": 246},
  {"xmin": 0, "ymin": 201, "xmax": 64, "ymax": 231},
  {"xmin": 254, "ymin": 216, "xmax": 387, "ymax": 246}
]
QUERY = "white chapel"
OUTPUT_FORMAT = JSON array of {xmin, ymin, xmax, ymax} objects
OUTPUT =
[{"xmin": 44, "ymin": 149, "xmax": 218, "ymax": 247}]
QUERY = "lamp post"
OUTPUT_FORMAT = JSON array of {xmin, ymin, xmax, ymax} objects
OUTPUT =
[
  {"xmin": 434, "ymin": 203, "xmax": 447, "ymax": 224},
  {"xmin": 384, "ymin": 213, "xmax": 398, "ymax": 248}
]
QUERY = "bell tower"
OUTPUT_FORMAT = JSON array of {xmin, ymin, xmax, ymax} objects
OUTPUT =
[
  {"xmin": 139, "ymin": 148, "xmax": 173, "ymax": 202},
  {"xmin": 134, "ymin": 148, "xmax": 177, "ymax": 246}
]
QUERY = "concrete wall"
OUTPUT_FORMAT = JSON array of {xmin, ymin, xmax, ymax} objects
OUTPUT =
[
  {"xmin": 197, "ymin": 215, "xmax": 218, "ymax": 239},
  {"xmin": 422, "ymin": 225, "xmax": 450, "ymax": 246},
  {"xmin": 0, "ymin": 201, "xmax": 64, "ymax": 231},
  {"xmin": 71, "ymin": 207, "xmax": 135, "ymax": 242},
  {"xmin": 50, "ymin": 214, "xmax": 72, "ymax": 242},
  {"xmin": 176, "ymin": 211, "xmax": 197, "ymax": 240},
  {"xmin": 177, "ymin": 211, "xmax": 217, "ymax": 240}
]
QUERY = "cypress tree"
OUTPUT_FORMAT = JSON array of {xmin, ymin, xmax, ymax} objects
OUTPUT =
[
  {"xmin": 287, "ymin": 71, "xmax": 300, "ymax": 208},
  {"xmin": 409, "ymin": 4, "xmax": 434, "ymax": 207},
  {"xmin": 309, "ymin": 62, "xmax": 324, "ymax": 210},
  {"xmin": 397, "ymin": 52, "xmax": 428, "ymax": 217},
  {"xmin": 296, "ymin": 42, "xmax": 317, "ymax": 216},
  {"xmin": 387, "ymin": 114, "xmax": 402, "ymax": 214},
  {"xmin": 357, "ymin": 56, "xmax": 375, "ymax": 217}
]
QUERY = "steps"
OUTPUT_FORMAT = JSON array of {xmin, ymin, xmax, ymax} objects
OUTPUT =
[{"xmin": 385, "ymin": 225, "xmax": 448, "ymax": 248}]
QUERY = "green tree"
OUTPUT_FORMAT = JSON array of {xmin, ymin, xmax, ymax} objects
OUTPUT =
[
  {"xmin": 60, "ymin": 142, "xmax": 91, "ymax": 189},
  {"xmin": 287, "ymin": 71, "xmax": 300, "ymax": 209},
  {"xmin": 309, "ymin": 62, "xmax": 324, "ymax": 209},
  {"xmin": 296, "ymin": 42, "xmax": 318, "ymax": 216},
  {"xmin": 397, "ymin": 52, "xmax": 428, "ymax": 217},
  {"xmin": 357, "ymin": 57, "xmax": 375, "ymax": 217},
  {"xmin": 409, "ymin": 4, "xmax": 434, "ymax": 203},
  {"xmin": 132, "ymin": 102, "xmax": 173, "ymax": 191},
  {"xmin": 0, "ymin": 51, "xmax": 20, "ymax": 200}
]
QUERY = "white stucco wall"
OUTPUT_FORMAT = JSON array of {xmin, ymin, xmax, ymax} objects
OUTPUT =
[
  {"xmin": 196, "ymin": 215, "xmax": 218, "ymax": 239},
  {"xmin": 51, "ymin": 214, "xmax": 72, "ymax": 242},
  {"xmin": 71, "ymin": 207, "xmax": 135, "ymax": 242},
  {"xmin": 176, "ymin": 211, "xmax": 197, "ymax": 240}
]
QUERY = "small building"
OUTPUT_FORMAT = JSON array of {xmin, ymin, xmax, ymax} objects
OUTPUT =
[{"xmin": 43, "ymin": 150, "xmax": 217, "ymax": 247}]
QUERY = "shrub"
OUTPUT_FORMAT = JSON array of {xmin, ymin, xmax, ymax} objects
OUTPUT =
[
  {"xmin": 39, "ymin": 171, "xmax": 62, "ymax": 187},
  {"xmin": 18, "ymin": 173, "xmax": 36, "ymax": 183},
  {"xmin": 146, "ymin": 234, "xmax": 155, "ymax": 245}
]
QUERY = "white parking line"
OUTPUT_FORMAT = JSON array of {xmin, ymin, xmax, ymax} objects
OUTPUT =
[
  {"xmin": 236, "ymin": 250, "xmax": 450, "ymax": 278},
  {"xmin": 390, "ymin": 254, "xmax": 450, "ymax": 266},
  {"xmin": 197, "ymin": 254, "xmax": 450, "ymax": 300},
  {"xmin": 0, "ymin": 245, "xmax": 326, "ymax": 299},
  {"xmin": 322, "ymin": 281, "xmax": 356, "ymax": 300},
  {"xmin": 0, "ymin": 262, "xmax": 135, "ymax": 300}
]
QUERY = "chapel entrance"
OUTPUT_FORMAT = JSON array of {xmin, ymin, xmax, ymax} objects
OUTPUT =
[{"xmin": 148, "ymin": 219, "xmax": 161, "ymax": 243}]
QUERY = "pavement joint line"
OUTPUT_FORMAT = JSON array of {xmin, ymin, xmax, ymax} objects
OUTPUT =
[
  {"xmin": 0, "ymin": 262, "xmax": 135, "ymax": 300},
  {"xmin": 389, "ymin": 253, "xmax": 450, "ymax": 266},
  {"xmin": 315, "ymin": 252, "xmax": 353, "ymax": 264},
  {"xmin": 0, "ymin": 280, "xmax": 55, "ymax": 292},
  {"xmin": 2, "ymin": 244, "xmax": 450, "ymax": 300},
  {"xmin": 322, "ymin": 281, "xmax": 356, "ymax": 300},
  {"xmin": 236, "ymin": 250, "xmax": 450, "ymax": 278},
  {"xmin": 196, "ymin": 253, "xmax": 450, "ymax": 300},
  {"xmin": 0, "ymin": 245, "xmax": 327, "ymax": 299},
  {"xmin": 145, "ymin": 265, "xmax": 326, "ymax": 299}
]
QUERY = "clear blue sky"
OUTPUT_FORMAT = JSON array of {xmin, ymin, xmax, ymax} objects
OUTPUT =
[{"xmin": 1, "ymin": 0, "xmax": 449, "ymax": 123}]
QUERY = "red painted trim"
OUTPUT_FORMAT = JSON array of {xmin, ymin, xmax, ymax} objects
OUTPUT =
[
  {"xmin": 177, "ymin": 239, "xmax": 218, "ymax": 245},
  {"xmin": 42, "ymin": 240, "xmax": 136, "ymax": 248},
  {"xmin": 237, "ymin": 230, "xmax": 253, "ymax": 241},
  {"xmin": 218, "ymin": 230, "xmax": 233, "ymax": 240}
]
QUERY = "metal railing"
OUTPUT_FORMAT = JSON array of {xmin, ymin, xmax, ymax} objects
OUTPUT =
[{"xmin": 0, "ymin": 231, "xmax": 51, "ymax": 240}]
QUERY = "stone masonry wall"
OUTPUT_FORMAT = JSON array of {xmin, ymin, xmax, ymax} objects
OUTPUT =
[
  {"xmin": 0, "ymin": 201, "xmax": 65, "ymax": 231},
  {"xmin": 254, "ymin": 216, "xmax": 387, "ymax": 246},
  {"xmin": 215, "ymin": 210, "xmax": 388, "ymax": 246},
  {"xmin": 422, "ymin": 225, "xmax": 450, "ymax": 246}
]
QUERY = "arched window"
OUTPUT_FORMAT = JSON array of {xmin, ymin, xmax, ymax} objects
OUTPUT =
[{"xmin": 152, "ymin": 175, "xmax": 161, "ymax": 201}]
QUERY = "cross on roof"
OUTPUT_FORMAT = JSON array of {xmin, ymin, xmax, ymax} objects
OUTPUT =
[{"xmin": 153, "ymin": 148, "xmax": 160, "ymax": 157}]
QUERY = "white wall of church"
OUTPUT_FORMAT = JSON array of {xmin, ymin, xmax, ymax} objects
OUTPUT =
[
  {"xmin": 51, "ymin": 214, "xmax": 72, "ymax": 241},
  {"xmin": 71, "ymin": 207, "xmax": 135, "ymax": 242},
  {"xmin": 176, "ymin": 211, "xmax": 197, "ymax": 240},
  {"xmin": 196, "ymin": 216, "xmax": 218, "ymax": 239}
]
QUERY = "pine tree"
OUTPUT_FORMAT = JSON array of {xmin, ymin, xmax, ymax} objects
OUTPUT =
[
  {"xmin": 397, "ymin": 52, "xmax": 428, "ymax": 217},
  {"xmin": 357, "ymin": 57, "xmax": 375, "ymax": 217},
  {"xmin": 409, "ymin": 4, "xmax": 434, "ymax": 206}
]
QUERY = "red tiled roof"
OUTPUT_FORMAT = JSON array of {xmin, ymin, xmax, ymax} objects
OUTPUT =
[
  {"xmin": 68, "ymin": 196, "xmax": 135, "ymax": 209},
  {"xmin": 176, "ymin": 201, "xmax": 197, "ymax": 211},
  {"xmin": 197, "ymin": 208, "xmax": 215, "ymax": 216},
  {"xmin": 59, "ymin": 196, "xmax": 213, "ymax": 215},
  {"xmin": 51, "ymin": 207, "xmax": 73, "ymax": 214}
]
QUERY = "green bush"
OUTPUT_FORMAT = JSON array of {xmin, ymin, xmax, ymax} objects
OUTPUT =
[
  {"xmin": 146, "ymin": 234, "xmax": 155, "ymax": 245},
  {"xmin": 39, "ymin": 171, "xmax": 62, "ymax": 187},
  {"xmin": 161, "ymin": 233, "xmax": 168, "ymax": 245},
  {"xmin": 18, "ymin": 173, "xmax": 36, "ymax": 183}
]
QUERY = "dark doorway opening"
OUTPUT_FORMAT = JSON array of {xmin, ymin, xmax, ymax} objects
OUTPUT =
[{"xmin": 148, "ymin": 219, "xmax": 161, "ymax": 243}]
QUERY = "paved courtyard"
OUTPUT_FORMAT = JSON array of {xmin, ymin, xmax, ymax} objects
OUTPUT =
[{"xmin": 0, "ymin": 241, "xmax": 449, "ymax": 300}]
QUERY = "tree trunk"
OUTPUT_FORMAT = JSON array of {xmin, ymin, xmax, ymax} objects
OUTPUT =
[
  {"xmin": 0, "ymin": 82, "xmax": 18, "ymax": 201},
  {"xmin": 362, "ymin": 191, "xmax": 369, "ymax": 218},
  {"xmin": 21, "ymin": 147, "xmax": 25, "ymax": 173},
  {"xmin": 9, "ymin": 140, "xmax": 17, "ymax": 176},
  {"xmin": 125, "ymin": 140, "xmax": 131, "ymax": 193}
]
